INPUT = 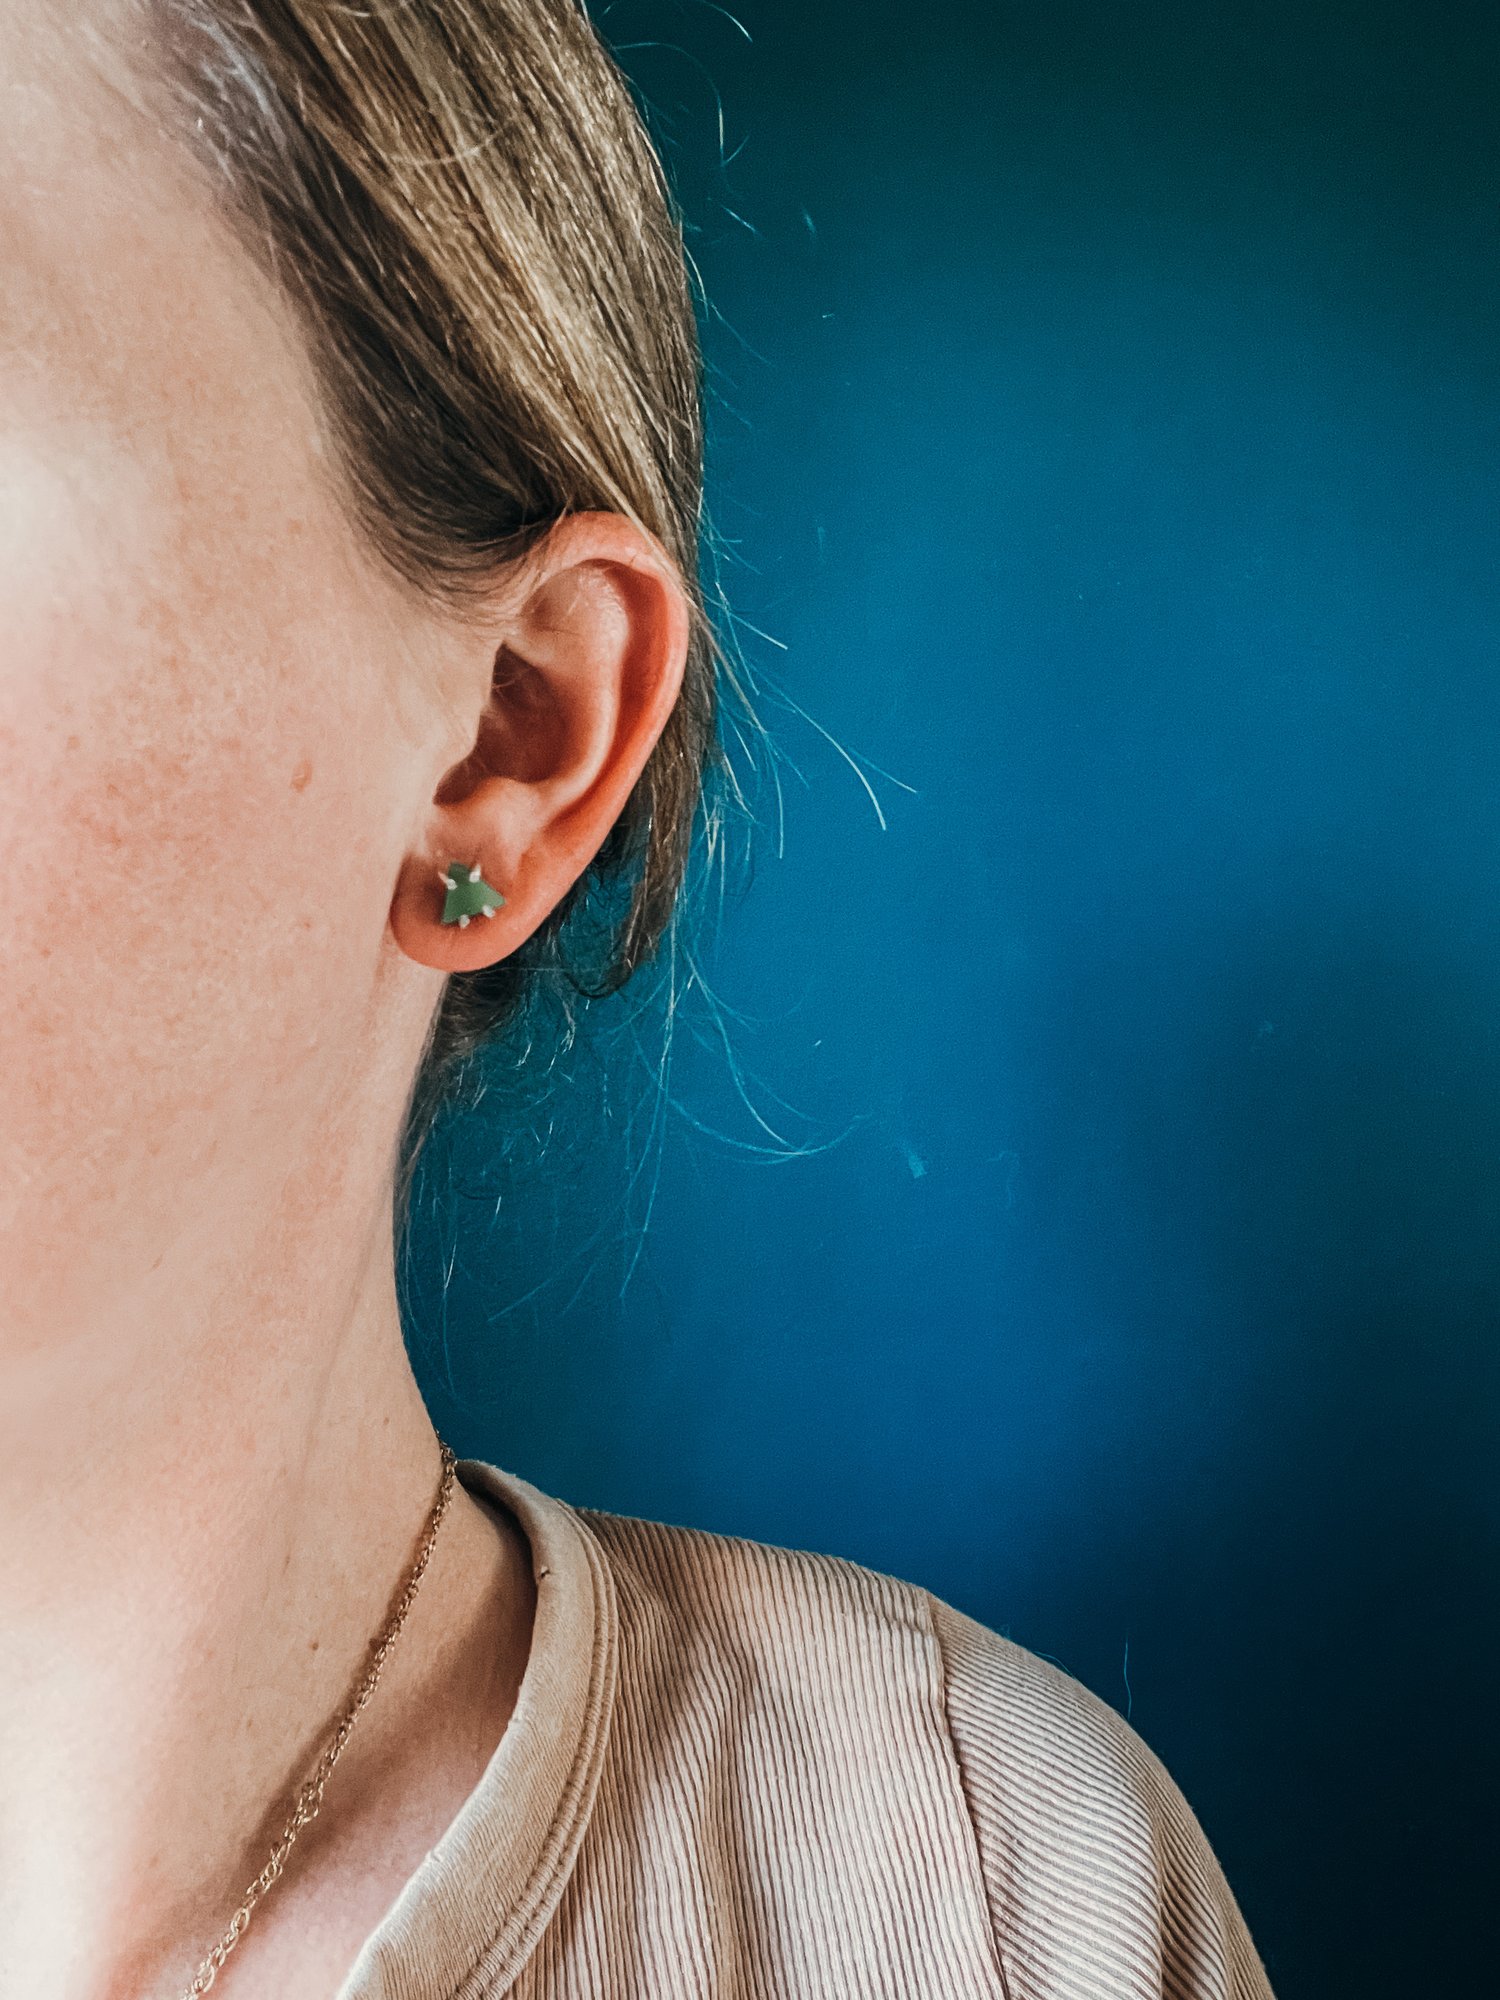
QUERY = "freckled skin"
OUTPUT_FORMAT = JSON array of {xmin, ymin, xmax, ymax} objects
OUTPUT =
[
  {"xmin": 0, "ymin": 13, "xmax": 517, "ymax": 1988},
  {"xmin": 0, "ymin": 3, "xmax": 454, "ymax": 1341}
]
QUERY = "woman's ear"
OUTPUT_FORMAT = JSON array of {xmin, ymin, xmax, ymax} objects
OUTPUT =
[{"xmin": 389, "ymin": 512, "xmax": 690, "ymax": 971}]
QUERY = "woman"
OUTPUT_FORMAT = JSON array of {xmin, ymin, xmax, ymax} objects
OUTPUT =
[{"xmin": 1, "ymin": 3, "xmax": 1275, "ymax": 1996}]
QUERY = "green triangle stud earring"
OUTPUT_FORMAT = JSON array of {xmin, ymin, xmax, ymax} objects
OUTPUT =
[{"xmin": 438, "ymin": 860, "xmax": 506, "ymax": 929}]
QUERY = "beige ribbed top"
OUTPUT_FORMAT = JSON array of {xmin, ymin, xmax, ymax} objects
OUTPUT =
[{"xmin": 334, "ymin": 1461, "xmax": 1274, "ymax": 2000}]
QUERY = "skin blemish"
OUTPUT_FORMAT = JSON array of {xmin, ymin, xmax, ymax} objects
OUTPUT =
[{"xmin": 290, "ymin": 757, "xmax": 313, "ymax": 792}]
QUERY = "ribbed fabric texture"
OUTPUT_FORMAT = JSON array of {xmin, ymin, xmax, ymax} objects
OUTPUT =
[{"xmin": 340, "ymin": 1466, "xmax": 1274, "ymax": 2000}]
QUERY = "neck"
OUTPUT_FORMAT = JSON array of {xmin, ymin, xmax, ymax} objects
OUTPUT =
[{"xmin": 0, "ymin": 1090, "xmax": 532, "ymax": 2000}]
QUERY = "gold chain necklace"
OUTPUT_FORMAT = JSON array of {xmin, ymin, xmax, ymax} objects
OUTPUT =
[{"xmin": 177, "ymin": 1442, "xmax": 459, "ymax": 1998}]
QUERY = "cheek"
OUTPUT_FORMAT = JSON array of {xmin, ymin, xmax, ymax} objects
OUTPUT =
[{"xmin": 0, "ymin": 493, "xmax": 401, "ymax": 1226}]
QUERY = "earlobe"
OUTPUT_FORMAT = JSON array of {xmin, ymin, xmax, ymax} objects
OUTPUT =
[{"xmin": 389, "ymin": 512, "xmax": 690, "ymax": 974}]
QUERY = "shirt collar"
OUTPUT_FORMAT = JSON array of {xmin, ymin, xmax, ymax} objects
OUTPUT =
[{"xmin": 335, "ymin": 1460, "xmax": 617, "ymax": 2000}]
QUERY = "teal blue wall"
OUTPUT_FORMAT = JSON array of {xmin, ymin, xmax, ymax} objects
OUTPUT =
[{"xmin": 406, "ymin": 4, "xmax": 1500, "ymax": 1991}]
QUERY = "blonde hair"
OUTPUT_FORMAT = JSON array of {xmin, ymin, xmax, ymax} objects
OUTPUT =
[{"xmin": 115, "ymin": 0, "xmax": 743, "ymax": 1212}]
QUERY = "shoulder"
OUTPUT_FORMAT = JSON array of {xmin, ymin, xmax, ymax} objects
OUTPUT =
[
  {"xmin": 928, "ymin": 1595, "xmax": 1274, "ymax": 1999},
  {"xmin": 576, "ymin": 1498, "xmax": 934, "ymax": 1667},
  {"xmin": 577, "ymin": 1504, "xmax": 1275, "ymax": 2000}
]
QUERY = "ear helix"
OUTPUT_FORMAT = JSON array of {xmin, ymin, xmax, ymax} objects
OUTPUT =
[{"xmin": 437, "ymin": 860, "xmax": 506, "ymax": 929}]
